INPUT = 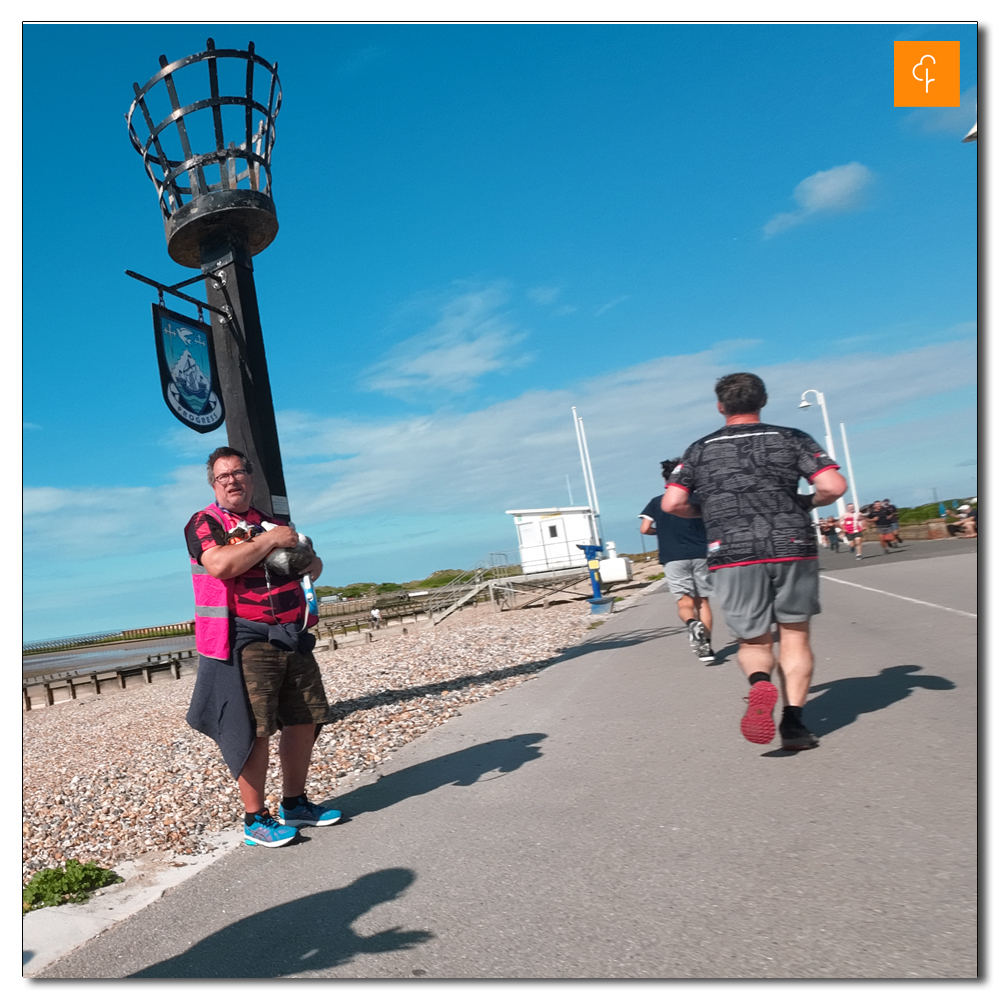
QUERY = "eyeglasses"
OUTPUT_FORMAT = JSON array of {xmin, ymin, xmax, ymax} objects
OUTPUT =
[{"xmin": 214, "ymin": 470, "xmax": 250, "ymax": 484}]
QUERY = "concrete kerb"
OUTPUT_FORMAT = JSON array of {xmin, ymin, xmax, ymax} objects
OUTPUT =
[
  {"xmin": 23, "ymin": 759, "xmax": 394, "ymax": 977},
  {"xmin": 23, "ymin": 830, "xmax": 242, "ymax": 977}
]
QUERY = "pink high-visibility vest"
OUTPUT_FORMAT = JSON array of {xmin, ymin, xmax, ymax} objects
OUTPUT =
[
  {"xmin": 190, "ymin": 503, "xmax": 240, "ymax": 660},
  {"xmin": 190, "ymin": 503, "xmax": 317, "ymax": 659}
]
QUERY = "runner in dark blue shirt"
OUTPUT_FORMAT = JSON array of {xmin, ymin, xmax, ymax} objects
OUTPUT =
[{"xmin": 640, "ymin": 460, "xmax": 715, "ymax": 663}]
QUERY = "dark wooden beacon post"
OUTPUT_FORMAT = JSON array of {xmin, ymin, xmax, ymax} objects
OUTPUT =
[{"xmin": 126, "ymin": 38, "xmax": 290, "ymax": 517}]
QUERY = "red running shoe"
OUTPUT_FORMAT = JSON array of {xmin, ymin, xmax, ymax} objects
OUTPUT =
[{"xmin": 740, "ymin": 680, "xmax": 778, "ymax": 744}]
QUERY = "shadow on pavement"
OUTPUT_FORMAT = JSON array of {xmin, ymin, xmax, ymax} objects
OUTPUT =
[
  {"xmin": 554, "ymin": 626, "xmax": 686, "ymax": 661},
  {"xmin": 130, "ymin": 868, "xmax": 432, "ymax": 978},
  {"xmin": 331, "ymin": 733, "xmax": 547, "ymax": 819},
  {"xmin": 712, "ymin": 642, "xmax": 740, "ymax": 664},
  {"xmin": 327, "ymin": 661, "xmax": 559, "ymax": 722},
  {"xmin": 805, "ymin": 664, "xmax": 956, "ymax": 737}
]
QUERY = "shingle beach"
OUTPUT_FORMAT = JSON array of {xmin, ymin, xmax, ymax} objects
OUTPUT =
[{"xmin": 23, "ymin": 601, "xmax": 597, "ymax": 881}]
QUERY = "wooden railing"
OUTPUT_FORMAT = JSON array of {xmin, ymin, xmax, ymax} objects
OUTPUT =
[
  {"xmin": 121, "ymin": 621, "xmax": 195, "ymax": 640},
  {"xmin": 23, "ymin": 621, "xmax": 195, "ymax": 655}
]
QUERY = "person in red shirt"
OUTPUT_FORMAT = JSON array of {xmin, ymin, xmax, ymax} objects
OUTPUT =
[{"xmin": 839, "ymin": 504, "xmax": 866, "ymax": 560}]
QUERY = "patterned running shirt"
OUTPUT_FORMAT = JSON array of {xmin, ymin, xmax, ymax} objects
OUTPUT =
[
  {"xmin": 185, "ymin": 505, "xmax": 307, "ymax": 624},
  {"xmin": 668, "ymin": 422, "xmax": 838, "ymax": 570}
]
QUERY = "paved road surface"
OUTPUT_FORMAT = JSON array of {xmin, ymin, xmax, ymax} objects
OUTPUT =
[{"xmin": 37, "ymin": 549, "xmax": 977, "ymax": 978}]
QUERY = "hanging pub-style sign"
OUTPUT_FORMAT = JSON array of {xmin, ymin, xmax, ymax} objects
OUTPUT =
[{"xmin": 152, "ymin": 304, "xmax": 225, "ymax": 433}]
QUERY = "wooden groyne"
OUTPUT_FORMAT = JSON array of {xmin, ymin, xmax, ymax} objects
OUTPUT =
[{"xmin": 22, "ymin": 650, "xmax": 198, "ymax": 711}]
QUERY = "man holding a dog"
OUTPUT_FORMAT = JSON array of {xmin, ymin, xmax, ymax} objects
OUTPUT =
[{"xmin": 184, "ymin": 446, "xmax": 341, "ymax": 848}]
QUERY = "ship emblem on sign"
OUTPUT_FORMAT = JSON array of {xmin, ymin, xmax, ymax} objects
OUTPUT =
[{"xmin": 153, "ymin": 304, "xmax": 225, "ymax": 433}]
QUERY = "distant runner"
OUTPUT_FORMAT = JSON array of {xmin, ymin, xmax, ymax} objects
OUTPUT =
[
  {"xmin": 840, "ymin": 504, "xmax": 865, "ymax": 561},
  {"xmin": 870, "ymin": 501, "xmax": 898, "ymax": 555},
  {"xmin": 882, "ymin": 498, "xmax": 903, "ymax": 546},
  {"xmin": 819, "ymin": 517, "xmax": 842, "ymax": 553}
]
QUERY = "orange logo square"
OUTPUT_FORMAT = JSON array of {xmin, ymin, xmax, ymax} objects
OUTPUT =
[{"xmin": 894, "ymin": 41, "xmax": 960, "ymax": 107}]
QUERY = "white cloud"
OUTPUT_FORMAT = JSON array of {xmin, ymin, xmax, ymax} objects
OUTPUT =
[
  {"xmin": 23, "ymin": 333, "xmax": 976, "ymax": 639},
  {"xmin": 763, "ymin": 162, "xmax": 875, "ymax": 238},
  {"xmin": 595, "ymin": 295, "xmax": 629, "ymax": 317},
  {"xmin": 527, "ymin": 286, "xmax": 561, "ymax": 305},
  {"xmin": 360, "ymin": 282, "xmax": 532, "ymax": 396}
]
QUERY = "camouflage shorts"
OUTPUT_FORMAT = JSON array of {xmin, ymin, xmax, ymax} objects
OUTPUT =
[{"xmin": 240, "ymin": 642, "xmax": 331, "ymax": 737}]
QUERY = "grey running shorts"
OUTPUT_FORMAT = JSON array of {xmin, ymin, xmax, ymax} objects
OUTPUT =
[
  {"xmin": 663, "ymin": 558, "xmax": 713, "ymax": 597},
  {"xmin": 711, "ymin": 560, "xmax": 820, "ymax": 640}
]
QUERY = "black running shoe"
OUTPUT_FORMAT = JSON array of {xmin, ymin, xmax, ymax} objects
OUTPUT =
[
  {"xmin": 687, "ymin": 619, "xmax": 709, "ymax": 647},
  {"xmin": 695, "ymin": 640, "xmax": 716, "ymax": 663},
  {"xmin": 779, "ymin": 716, "xmax": 820, "ymax": 751}
]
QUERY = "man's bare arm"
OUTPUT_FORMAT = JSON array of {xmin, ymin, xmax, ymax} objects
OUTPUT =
[
  {"xmin": 639, "ymin": 516, "xmax": 657, "ymax": 535},
  {"xmin": 200, "ymin": 525, "xmax": 299, "ymax": 580},
  {"xmin": 661, "ymin": 484, "xmax": 702, "ymax": 519},
  {"xmin": 810, "ymin": 469, "xmax": 848, "ymax": 509}
]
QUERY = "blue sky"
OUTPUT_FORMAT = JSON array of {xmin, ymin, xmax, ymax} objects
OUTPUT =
[{"xmin": 21, "ymin": 22, "xmax": 977, "ymax": 640}]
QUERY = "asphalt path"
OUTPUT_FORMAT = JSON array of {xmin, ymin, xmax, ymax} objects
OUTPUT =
[{"xmin": 38, "ymin": 548, "xmax": 977, "ymax": 979}]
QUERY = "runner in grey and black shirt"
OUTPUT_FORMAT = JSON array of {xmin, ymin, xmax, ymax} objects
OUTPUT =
[{"xmin": 663, "ymin": 372, "xmax": 847, "ymax": 751}]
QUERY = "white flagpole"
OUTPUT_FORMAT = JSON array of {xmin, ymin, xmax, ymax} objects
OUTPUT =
[
  {"xmin": 572, "ymin": 407, "xmax": 599, "ymax": 546},
  {"xmin": 840, "ymin": 422, "xmax": 860, "ymax": 514},
  {"xmin": 578, "ymin": 416, "xmax": 603, "ymax": 547}
]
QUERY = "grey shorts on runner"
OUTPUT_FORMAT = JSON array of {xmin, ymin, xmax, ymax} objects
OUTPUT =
[
  {"xmin": 711, "ymin": 560, "xmax": 820, "ymax": 640},
  {"xmin": 663, "ymin": 558, "xmax": 713, "ymax": 597}
]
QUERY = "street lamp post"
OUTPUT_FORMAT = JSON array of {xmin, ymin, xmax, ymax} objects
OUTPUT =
[
  {"xmin": 798, "ymin": 389, "xmax": 847, "ymax": 518},
  {"xmin": 126, "ymin": 38, "xmax": 289, "ymax": 518}
]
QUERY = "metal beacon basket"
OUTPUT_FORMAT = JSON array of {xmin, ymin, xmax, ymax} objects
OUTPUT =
[{"xmin": 126, "ymin": 38, "xmax": 283, "ymax": 269}]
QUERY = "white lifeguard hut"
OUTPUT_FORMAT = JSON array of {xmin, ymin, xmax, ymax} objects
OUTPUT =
[
  {"xmin": 505, "ymin": 406, "xmax": 634, "ymax": 589},
  {"xmin": 505, "ymin": 506, "xmax": 596, "ymax": 574}
]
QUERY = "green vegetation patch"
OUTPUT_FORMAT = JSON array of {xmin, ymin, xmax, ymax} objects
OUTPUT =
[
  {"xmin": 895, "ymin": 499, "xmax": 973, "ymax": 525},
  {"xmin": 23, "ymin": 859, "xmax": 123, "ymax": 914},
  {"xmin": 404, "ymin": 569, "xmax": 466, "ymax": 589}
]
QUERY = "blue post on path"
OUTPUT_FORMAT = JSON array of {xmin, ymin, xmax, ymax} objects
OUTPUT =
[{"xmin": 578, "ymin": 544, "xmax": 614, "ymax": 613}]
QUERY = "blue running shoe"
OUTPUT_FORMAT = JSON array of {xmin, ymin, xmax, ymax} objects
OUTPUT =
[
  {"xmin": 278, "ymin": 797, "xmax": 343, "ymax": 828},
  {"xmin": 244, "ymin": 810, "xmax": 297, "ymax": 848}
]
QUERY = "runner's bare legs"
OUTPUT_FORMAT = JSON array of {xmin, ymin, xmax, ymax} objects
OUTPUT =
[
  {"xmin": 736, "ymin": 621, "xmax": 813, "ymax": 706},
  {"xmin": 676, "ymin": 593, "xmax": 713, "ymax": 633}
]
